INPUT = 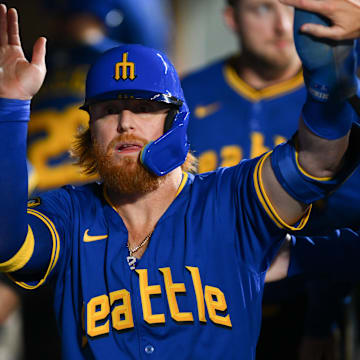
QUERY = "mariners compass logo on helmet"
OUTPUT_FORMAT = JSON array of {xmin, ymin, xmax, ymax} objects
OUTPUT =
[{"xmin": 81, "ymin": 44, "xmax": 190, "ymax": 177}]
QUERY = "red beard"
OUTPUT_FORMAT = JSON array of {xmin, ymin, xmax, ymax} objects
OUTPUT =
[{"xmin": 93, "ymin": 134, "xmax": 164, "ymax": 194}]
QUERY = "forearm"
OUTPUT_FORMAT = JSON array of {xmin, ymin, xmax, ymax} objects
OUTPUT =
[
  {"xmin": 0, "ymin": 99, "xmax": 30, "ymax": 262},
  {"xmin": 297, "ymin": 114, "xmax": 349, "ymax": 178}
]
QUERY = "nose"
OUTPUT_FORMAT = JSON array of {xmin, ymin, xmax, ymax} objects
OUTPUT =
[
  {"xmin": 274, "ymin": 6, "xmax": 293, "ymax": 35},
  {"xmin": 117, "ymin": 109, "xmax": 135, "ymax": 133}
]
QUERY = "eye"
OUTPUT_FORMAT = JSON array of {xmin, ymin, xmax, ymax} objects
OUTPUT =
[
  {"xmin": 134, "ymin": 102, "xmax": 155, "ymax": 113},
  {"xmin": 256, "ymin": 4, "xmax": 271, "ymax": 15},
  {"xmin": 105, "ymin": 105, "xmax": 119, "ymax": 115},
  {"xmin": 137, "ymin": 105, "xmax": 149, "ymax": 113}
]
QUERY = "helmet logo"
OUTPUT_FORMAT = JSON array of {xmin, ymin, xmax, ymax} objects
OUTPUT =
[{"xmin": 114, "ymin": 53, "xmax": 136, "ymax": 81}]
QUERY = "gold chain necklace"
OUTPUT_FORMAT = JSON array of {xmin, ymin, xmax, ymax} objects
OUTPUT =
[{"xmin": 127, "ymin": 231, "xmax": 153, "ymax": 256}]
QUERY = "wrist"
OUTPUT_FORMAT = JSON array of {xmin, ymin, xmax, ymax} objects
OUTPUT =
[
  {"xmin": 0, "ymin": 98, "xmax": 31, "ymax": 122},
  {"xmin": 302, "ymin": 96, "xmax": 354, "ymax": 139}
]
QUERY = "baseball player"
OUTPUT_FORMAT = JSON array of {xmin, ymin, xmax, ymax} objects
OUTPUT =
[
  {"xmin": 0, "ymin": 4, "xmax": 359, "ymax": 360},
  {"xmin": 182, "ymin": 0, "xmax": 360, "ymax": 233},
  {"xmin": 182, "ymin": 1, "xmax": 360, "ymax": 358}
]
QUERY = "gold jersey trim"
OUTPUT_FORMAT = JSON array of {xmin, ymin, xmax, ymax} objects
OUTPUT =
[
  {"xmin": 176, "ymin": 172, "xmax": 188, "ymax": 197},
  {"xmin": 0, "ymin": 225, "xmax": 35, "ymax": 272},
  {"xmin": 253, "ymin": 152, "xmax": 311, "ymax": 230},
  {"xmin": 295, "ymin": 150, "xmax": 332, "ymax": 181},
  {"xmin": 224, "ymin": 63, "xmax": 304, "ymax": 101},
  {"xmin": 10, "ymin": 209, "xmax": 61, "ymax": 290}
]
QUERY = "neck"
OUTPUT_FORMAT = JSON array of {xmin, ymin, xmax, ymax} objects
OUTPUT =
[
  {"xmin": 234, "ymin": 54, "xmax": 301, "ymax": 90},
  {"xmin": 106, "ymin": 167, "xmax": 183, "ymax": 235}
]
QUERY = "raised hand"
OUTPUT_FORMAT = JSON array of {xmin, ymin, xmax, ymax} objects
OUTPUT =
[
  {"xmin": 0, "ymin": 4, "xmax": 46, "ymax": 100},
  {"xmin": 280, "ymin": 0, "xmax": 360, "ymax": 40},
  {"xmin": 294, "ymin": 9, "xmax": 357, "ymax": 103}
]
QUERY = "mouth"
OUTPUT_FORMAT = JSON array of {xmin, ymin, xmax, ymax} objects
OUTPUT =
[
  {"xmin": 115, "ymin": 143, "xmax": 143, "ymax": 154},
  {"xmin": 274, "ymin": 39, "xmax": 291, "ymax": 49}
]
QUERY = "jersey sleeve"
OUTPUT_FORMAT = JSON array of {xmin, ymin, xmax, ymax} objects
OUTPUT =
[
  {"xmin": 0, "ymin": 99, "xmax": 72, "ymax": 289},
  {"xmin": 213, "ymin": 153, "xmax": 311, "ymax": 273},
  {"xmin": 5, "ymin": 188, "xmax": 73, "ymax": 290},
  {"xmin": 252, "ymin": 151, "xmax": 311, "ymax": 231}
]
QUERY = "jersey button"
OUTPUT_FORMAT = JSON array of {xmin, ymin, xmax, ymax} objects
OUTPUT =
[{"xmin": 144, "ymin": 344, "xmax": 155, "ymax": 354}]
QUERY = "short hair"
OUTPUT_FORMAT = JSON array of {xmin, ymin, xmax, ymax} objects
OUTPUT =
[
  {"xmin": 71, "ymin": 128, "xmax": 198, "ymax": 175},
  {"xmin": 227, "ymin": 0, "xmax": 238, "ymax": 6}
]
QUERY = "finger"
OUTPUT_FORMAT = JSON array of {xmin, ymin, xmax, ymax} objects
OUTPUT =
[
  {"xmin": 31, "ymin": 37, "xmax": 46, "ymax": 68},
  {"xmin": 301, "ymin": 23, "xmax": 345, "ymax": 40},
  {"xmin": 280, "ymin": 0, "xmax": 327, "ymax": 13},
  {"xmin": 7, "ymin": 8, "xmax": 21, "ymax": 46},
  {"xmin": 0, "ymin": 4, "xmax": 8, "ymax": 46}
]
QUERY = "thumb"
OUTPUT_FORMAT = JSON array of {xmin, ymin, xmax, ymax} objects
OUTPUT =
[{"xmin": 31, "ymin": 36, "xmax": 46, "ymax": 68}]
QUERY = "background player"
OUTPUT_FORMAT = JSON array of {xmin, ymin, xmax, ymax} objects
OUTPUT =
[
  {"xmin": 182, "ymin": 0, "xmax": 360, "ymax": 358},
  {"xmin": 0, "ymin": 2, "xmax": 359, "ymax": 359}
]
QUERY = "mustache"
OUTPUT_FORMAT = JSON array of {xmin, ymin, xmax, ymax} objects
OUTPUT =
[{"xmin": 106, "ymin": 134, "xmax": 148, "ymax": 155}]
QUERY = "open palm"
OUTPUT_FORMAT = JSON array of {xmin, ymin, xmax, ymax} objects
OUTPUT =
[{"xmin": 0, "ymin": 5, "xmax": 46, "ymax": 100}]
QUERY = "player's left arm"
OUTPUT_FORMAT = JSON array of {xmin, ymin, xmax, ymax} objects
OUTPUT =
[{"xmin": 260, "ymin": 9, "xmax": 359, "ymax": 226}]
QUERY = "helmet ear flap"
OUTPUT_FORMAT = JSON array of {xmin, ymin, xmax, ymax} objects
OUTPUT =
[{"xmin": 164, "ymin": 108, "xmax": 179, "ymax": 133}]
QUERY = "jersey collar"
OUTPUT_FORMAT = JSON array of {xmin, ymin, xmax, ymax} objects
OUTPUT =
[{"xmin": 223, "ymin": 57, "xmax": 304, "ymax": 101}]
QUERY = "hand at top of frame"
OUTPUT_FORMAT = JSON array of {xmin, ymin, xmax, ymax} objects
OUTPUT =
[
  {"xmin": 294, "ymin": 8, "xmax": 357, "ymax": 103},
  {"xmin": 280, "ymin": 0, "xmax": 360, "ymax": 40},
  {"xmin": 0, "ymin": 4, "xmax": 46, "ymax": 100}
]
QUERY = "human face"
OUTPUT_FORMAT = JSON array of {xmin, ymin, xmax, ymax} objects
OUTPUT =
[
  {"xmin": 89, "ymin": 99, "xmax": 170, "ymax": 159},
  {"xmin": 89, "ymin": 99, "xmax": 171, "ymax": 194},
  {"xmin": 225, "ymin": 0, "xmax": 298, "ymax": 70}
]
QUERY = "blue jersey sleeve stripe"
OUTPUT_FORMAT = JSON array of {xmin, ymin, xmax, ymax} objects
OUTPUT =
[
  {"xmin": 10, "ymin": 208, "xmax": 61, "ymax": 290},
  {"xmin": 253, "ymin": 151, "xmax": 312, "ymax": 230},
  {"xmin": 0, "ymin": 225, "xmax": 35, "ymax": 272}
]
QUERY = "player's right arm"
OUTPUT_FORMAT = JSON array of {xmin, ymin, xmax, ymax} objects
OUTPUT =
[{"xmin": 0, "ymin": 5, "xmax": 52, "ymax": 283}]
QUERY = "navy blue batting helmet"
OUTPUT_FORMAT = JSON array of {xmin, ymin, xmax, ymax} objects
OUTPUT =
[{"xmin": 82, "ymin": 44, "xmax": 190, "ymax": 176}]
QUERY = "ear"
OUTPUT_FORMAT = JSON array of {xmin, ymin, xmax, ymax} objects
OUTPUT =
[{"xmin": 223, "ymin": 6, "xmax": 238, "ymax": 33}]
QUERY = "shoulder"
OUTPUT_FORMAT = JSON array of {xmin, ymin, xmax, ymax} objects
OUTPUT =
[
  {"xmin": 190, "ymin": 158, "xmax": 258, "ymax": 189},
  {"xmin": 29, "ymin": 182, "xmax": 103, "ymax": 209},
  {"xmin": 62, "ymin": 182, "xmax": 104, "ymax": 205},
  {"xmin": 62, "ymin": 182, "xmax": 102, "ymax": 195},
  {"xmin": 181, "ymin": 57, "xmax": 230, "ymax": 88}
]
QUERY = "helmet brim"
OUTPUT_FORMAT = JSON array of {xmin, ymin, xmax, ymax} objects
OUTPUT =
[{"xmin": 80, "ymin": 90, "xmax": 183, "ymax": 111}]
